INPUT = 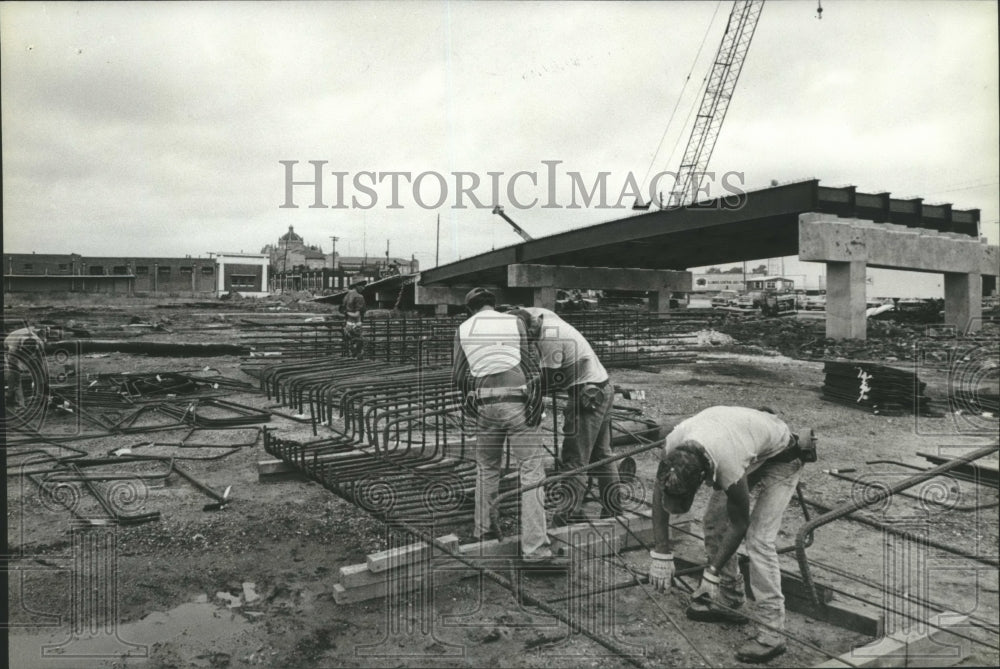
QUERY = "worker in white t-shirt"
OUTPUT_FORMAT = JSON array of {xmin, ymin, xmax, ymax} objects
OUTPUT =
[
  {"xmin": 452, "ymin": 289, "xmax": 560, "ymax": 566},
  {"xmin": 648, "ymin": 405, "xmax": 816, "ymax": 664}
]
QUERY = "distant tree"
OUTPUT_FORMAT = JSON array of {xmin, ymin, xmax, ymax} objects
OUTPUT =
[
  {"xmin": 724, "ymin": 267, "xmax": 743, "ymax": 274},
  {"xmin": 706, "ymin": 267, "xmax": 722, "ymax": 274},
  {"xmin": 752, "ymin": 264, "xmax": 767, "ymax": 274}
]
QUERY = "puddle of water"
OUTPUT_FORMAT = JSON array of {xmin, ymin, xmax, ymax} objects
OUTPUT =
[{"xmin": 9, "ymin": 598, "xmax": 253, "ymax": 668}]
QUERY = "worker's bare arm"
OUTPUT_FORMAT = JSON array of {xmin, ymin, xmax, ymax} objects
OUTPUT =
[
  {"xmin": 710, "ymin": 477, "xmax": 751, "ymax": 571},
  {"xmin": 651, "ymin": 462, "xmax": 671, "ymax": 553}
]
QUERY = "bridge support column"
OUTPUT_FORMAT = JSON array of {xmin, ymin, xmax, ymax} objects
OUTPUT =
[
  {"xmin": 826, "ymin": 260, "xmax": 867, "ymax": 341},
  {"xmin": 799, "ymin": 213, "xmax": 999, "ymax": 341},
  {"xmin": 944, "ymin": 272, "xmax": 982, "ymax": 334},
  {"xmin": 648, "ymin": 289, "xmax": 672, "ymax": 313},
  {"xmin": 531, "ymin": 287, "xmax": 558, "ymax": 309}
]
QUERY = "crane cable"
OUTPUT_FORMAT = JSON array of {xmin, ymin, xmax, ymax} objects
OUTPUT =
[{"xmin": 638, "ymin": 1, "xmax": 726, "ymax": 196}]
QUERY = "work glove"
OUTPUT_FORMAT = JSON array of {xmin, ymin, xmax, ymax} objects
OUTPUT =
[
  {"xmin": 648, "ymin": 551, "xmax": 674, "ymax": 592},
  {"xmin": 691, "ymin": 566, "xmax": 720, "ymax": 603}
]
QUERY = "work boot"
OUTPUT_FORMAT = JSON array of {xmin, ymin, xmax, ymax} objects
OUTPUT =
[
  {"xmin": 520, "ymin": 546, "xmax": 570, "ymax": 571},
  {"xmin": 685, "ymin": 599, "xmax": 748, "ymax": 624},
  {"xmin": 735, "ymin": 637, "xmax": 786, "ymax": 663}
]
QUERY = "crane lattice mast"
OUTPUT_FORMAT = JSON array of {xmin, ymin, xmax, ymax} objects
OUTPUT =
[{"xmin": 663, "ymin": 0, "xmax": 764, "ymax": 209}]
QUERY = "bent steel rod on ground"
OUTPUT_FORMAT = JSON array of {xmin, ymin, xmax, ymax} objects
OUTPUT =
[
  {"xmin": 806, "ymin": 557, "xmax": 1000, "ymax": 652},
  {"xmin": 795, "ymin": 443, "xmax": 1000, "ymax": 606}
]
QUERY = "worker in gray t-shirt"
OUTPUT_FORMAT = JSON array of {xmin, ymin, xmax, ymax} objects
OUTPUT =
[{"xmin": 509, "ymin": 307, "xmax": 621, "ymax": 525}]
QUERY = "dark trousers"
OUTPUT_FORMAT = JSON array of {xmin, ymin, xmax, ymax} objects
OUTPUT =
[{"xmin": 558, "ymin": 382, "xmax": 620, "ymax": 517}]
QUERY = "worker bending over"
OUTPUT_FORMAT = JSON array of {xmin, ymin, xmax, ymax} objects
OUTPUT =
[
  {"xmin": 649, "ymin": 406, "xmax": 816, "ymax": 664},
  {"xmin": 452, "ymin": 289, "xmax": 560, "ymax": 565},
  {"xmin": 509, "ymin": 307, "xmax": 621, "ymax": 525}
]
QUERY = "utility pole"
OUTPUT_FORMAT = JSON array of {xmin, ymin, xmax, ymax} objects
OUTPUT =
[
  {"xmin": 435, "ymin": 213, "xmax": 440, "ymax": 267},
  {"xmin": 329, "ymin": 236, "xmax": 339, "ymax": 291}
]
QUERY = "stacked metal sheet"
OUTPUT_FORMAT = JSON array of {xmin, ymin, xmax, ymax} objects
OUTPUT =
[{"xmin": 821, "ymin": 360, "xmax": 932, "ymax": 415}]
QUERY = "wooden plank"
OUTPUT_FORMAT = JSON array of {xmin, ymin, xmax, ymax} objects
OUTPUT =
[
  {"xmin": 333, "ymin": 510, "xmax": 880, "ymax": 644},
  {"xmin": 813, "ymin": 612, "xmax": 969, "ymax": 668},
  {"xmin": 366, "ymin": 534, "xmax": 460, "ymax": 573},
  {"xmin": 256, "ymin": 459, "xmax": 307, "ymax": 482},
  {"xmin": 338, "ymin": 537, "xmax": 517, "ymax": 589},
  {"xmin": 335, "ymin": 514, "xmax": 652, "ymax": 601}
]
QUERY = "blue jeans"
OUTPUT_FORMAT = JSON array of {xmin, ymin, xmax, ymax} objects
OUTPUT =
[
  {"xmin": 474, "ymin": 401, "xmax": 550, "ymax": 558},
  {"xmin": 702, "ymin": 458, "xmax": 802, "ymax": 645}
]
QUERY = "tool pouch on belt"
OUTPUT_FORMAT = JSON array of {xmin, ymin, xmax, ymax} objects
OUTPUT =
[
  {"xmin": 796, "ymin": 428, "xmax": 818, "ymax": 463},
  {"xmin": 579, "ymin": 383, "xmax": 607, "ymax": 412},
  {"xmin": 771, "ymin": 428, "xmax": 818, "ymax": 464}
]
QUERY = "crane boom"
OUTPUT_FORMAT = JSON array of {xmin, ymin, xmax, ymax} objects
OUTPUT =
[
  {"xmin": 664, "ymin": 0, "xmax": 764, "ymax": 208},
  {"xmin": 492, "ymin": 205, "xmax": 534, "ymax": 242}
]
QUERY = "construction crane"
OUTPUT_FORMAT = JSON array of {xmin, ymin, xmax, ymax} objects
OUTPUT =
[
  {"xmin": 643, "ymin": 0, "xmax": 765, "ymax": 209},
  {"xmin": 492, "ymin": 205, "xmax": 534, "ymax": 242}
]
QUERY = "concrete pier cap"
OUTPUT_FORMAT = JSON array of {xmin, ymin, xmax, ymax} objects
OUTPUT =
[
  {"xmin": 414, "ymin": 264, "xmax": 692, "ymax": 312},
  {"xmin": 506, "ymin": 264, "xmax": 691, "ymax": 311},
  {"xmin": 798, "ymin": 213, "xmax": 999, "ymax": 339}
]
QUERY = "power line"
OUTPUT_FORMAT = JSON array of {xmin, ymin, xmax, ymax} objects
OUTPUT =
[{"xmin": 639, "ymin": 1, "xmax": 726, "ymax": 193}]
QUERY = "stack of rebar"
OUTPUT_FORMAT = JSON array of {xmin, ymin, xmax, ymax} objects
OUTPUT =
[
  {"xmin": 254, "ymin": 354, "xmax": 660, "ymax": 530},
  {"xmin": 237, "ymin": 310, "xmax": 720, "ymax": 367}
]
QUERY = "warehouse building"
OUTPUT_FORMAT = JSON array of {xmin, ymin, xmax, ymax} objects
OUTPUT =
[{"xmin": 3, "ymin": 252, "xmax": 256, "ymax": 297}]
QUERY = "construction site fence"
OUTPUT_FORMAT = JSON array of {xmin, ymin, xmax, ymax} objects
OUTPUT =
[{"xmin": 237, "ymin": 309, "xmax": 725, "ymax": 368}]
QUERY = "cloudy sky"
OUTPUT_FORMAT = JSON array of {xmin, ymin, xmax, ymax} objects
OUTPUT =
[{"xmin": 2, "ymin": 1, "xmax": 997, "ymax": 275}]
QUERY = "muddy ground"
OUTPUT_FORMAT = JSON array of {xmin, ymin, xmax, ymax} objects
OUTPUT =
[{"xmin": 5, "ymin": 301, "xmax": 999, "ymax": 669}]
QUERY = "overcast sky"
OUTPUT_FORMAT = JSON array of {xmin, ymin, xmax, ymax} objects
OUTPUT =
[{"xmin": 2, "ymin": 0, "xmax": 998, "ymax": 273}]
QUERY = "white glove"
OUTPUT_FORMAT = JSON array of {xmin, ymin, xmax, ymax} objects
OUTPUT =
[
  {"xmin": 648, "ymin": 551, "xmax": 674, "ymax": 592},
  {"xmin": 691, "ymin": 566, "xmax": 720, "ymax": 602}
]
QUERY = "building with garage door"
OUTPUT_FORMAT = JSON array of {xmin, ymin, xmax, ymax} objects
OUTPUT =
[{"xmin": 214, "ymin": 252, "xmax": 269, "ymax": 297}]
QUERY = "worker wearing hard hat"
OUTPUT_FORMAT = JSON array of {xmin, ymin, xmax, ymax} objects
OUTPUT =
[
  {"xmin": 649, "ymin": 406, "xmax": 816, "ymax": 664},
  {"xmin": 4, "ymin": 326, "xmax": 49, "ymax": 410},
  {"xmin": 452, "ymin": 288, "xmax": 559, "ymax": 565},
  {"xmin": 508, "ymin": 307, "xmax": 621, "ymax": 525}
]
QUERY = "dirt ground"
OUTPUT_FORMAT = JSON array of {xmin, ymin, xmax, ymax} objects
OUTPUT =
[{"xmin": 5, "ymin": 302, "xmax": 998, "ymax": 669}]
